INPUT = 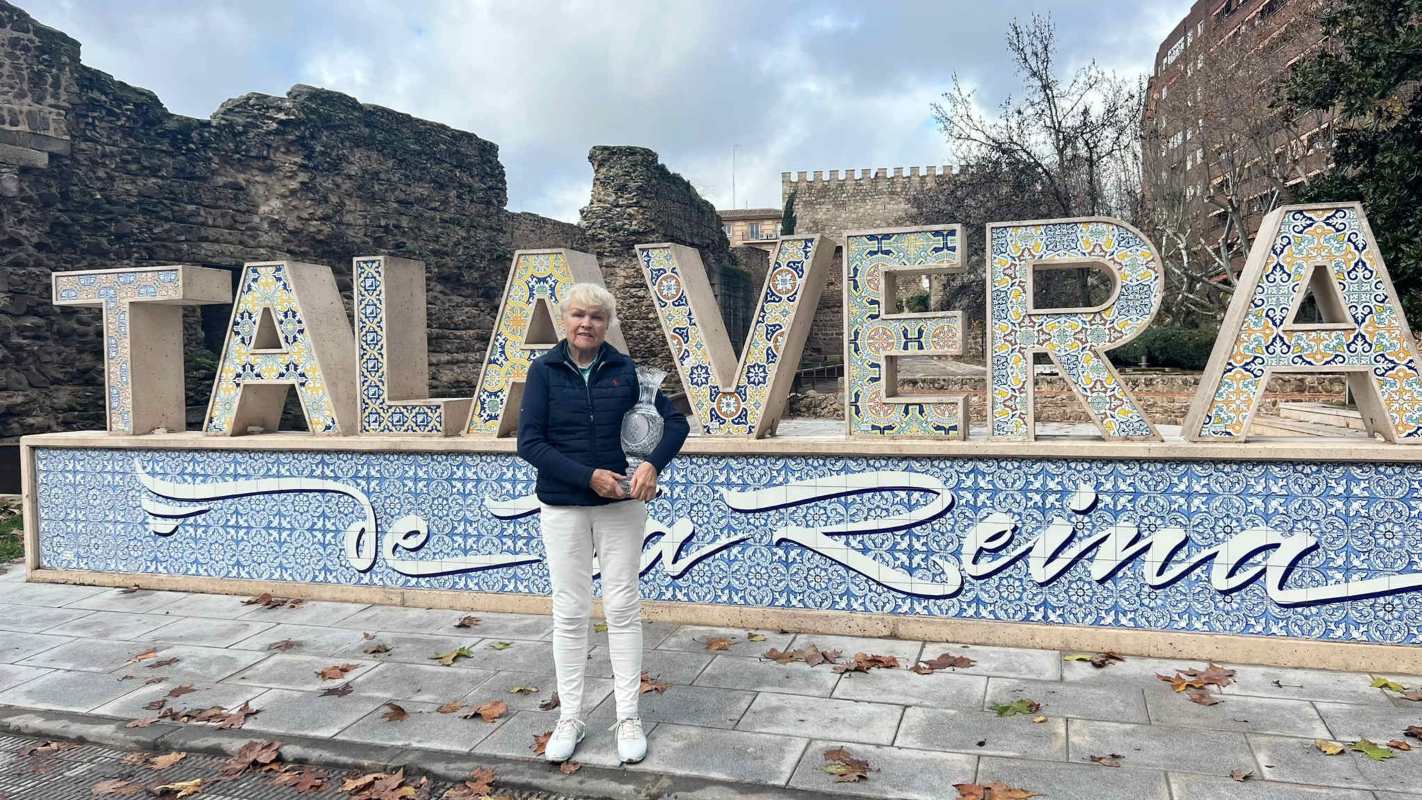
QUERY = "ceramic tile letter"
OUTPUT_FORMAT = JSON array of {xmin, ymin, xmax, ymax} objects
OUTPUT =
[
  {"xmin": 52, "ymin": 266, "xmax": 232, "ymax": 434},
  {"xmin": 844, "ymin": 226, "xmax": 969, "ymax": 439},
  {"xmin": 1184, "ymin": 203, "xmax": 1422, "ymax": 442},
  {"xmin": 986, "ymin": 218, "xmax": 1163, "ymax": 441},
  {"xmin": 636, "ymin": 236, "xmax": 832, "ymax": 437}
]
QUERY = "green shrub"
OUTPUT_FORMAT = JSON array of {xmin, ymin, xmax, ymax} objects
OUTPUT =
[
  {"xmin": 896, "ymin": 291, "xmax": 930, "ymax": 314},
  {"xmin": 1108, "ymin": 326, "xmax": 1218, "ymax": 370}
]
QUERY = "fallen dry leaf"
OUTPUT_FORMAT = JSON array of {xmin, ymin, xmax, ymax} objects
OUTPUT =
[
  {"xmin": 639, "ymin": 671, "xmax": 670, "ymax": 694},
  {"xmin": 144, "ymin": 699, "xmax": 167, "ymax": 711},
  {"xmin": 991, "ymin": 698, "xmax": 1041, "ymax": 717},
  {"xmin": 763, "ymin": 644, "xmax": 841, "ymax": 667},
  {"xmin": 243, "ymin": 593, "xmax": 303, "ymax": 610},
  {"xmin": 364, "ymin": 642, "xmax": 392, "ymax": 655},
  {"xmin": 126, "ymin": 648, "xmax": 159, "ymax": 665},
  {"xmin": 747, "ymin": 632, "xmax": 767, "ymax": 642},
  {"xmin": 320, "ymin": 682, "xmax": 354, "ymax": 698},
  {"xmin": 488, "ymin": 641, "xmax": 513, "ymax": 651},
  {"xmin": 531, "ymin": 731, "xmax": 551, "ymax": 755},
  {"xmin": 432, "ymin": 646, "xmax": 475, "ymax": 666},
  {"xmin": 1406, "ymin": 725, "xmax": 1422, "ymax": 740},
  {"xmin": 1388, "ymin": 739, "xmax": 1412, "ymax": 751},
  {"xmin": 915, "ymin": 652, "xmax": 976, "ymax": 673},
  {"xmin": 273, "ymin": 766, "xmax": 327, "ymax": 794},
  {"xmin": 1316, "ymin": 739, "xmax": 1345, "ymax": 755},
  {"xmin": 121, "ymin": 753, "xmax": 149, "ymax": 766},
  {"xmin": 1351, "ymin": 738, "xmax": 1395, "ymax": 761},
  {"xmin": 126, "ymin": 717, "xmax": 160, "ymax": 728},
  {"xmin": 463, "ymin": 700, "xmax": 508, "ymax": 723},
  {"xmin": 23, "ymin": 740, "xmax": 76, "ymax": 756},
  {"xmin": 118, "ymin": 585, "xmax": 141, "ymax": 594},
  {"xmin": 150, "ymin": 752, "xmax": 187, "ymax": 770},
  {"xmin": 340, "ymin": 769, "xmax": 425, "ymax": 800},
  {"xmin": 361, "ymin": 632, "xmax": 375, "ymax": 640},
  {"xmin": 166, "ymin": 685, "xmax": 196, "ymax": 698},
  {"xmin": 1370, "ymin": 675, "xmax": 1407, "ymax": 693},
  {"xmin": 1402, "ymin": 689, "xmax": 1422, "ymax": 702},
  {"xmin": 508, "ymin": 685, "xmax": 539, "ymax": 695},
  {"xmin": 144, "ymin": 677, "xmax": 165, "ymax": 686},
  {"xmin": 317, "ymin": 664, "xmax": 358, "ymax": 681},
  {"xmin": 954, "ymin": 783, "xmax": 1040, "ymax": 800},
  {"xmin": 1065, "ymin": 652, "xmax": 1125, "ymax": 669},
  {"xmin": 214, "ymin": 702, "xmax": 259, "ymax": 729},
  {"xmin": 149, "ymin": 778, "xmax": 202, "ymax": 799},
  {"xmin": 436, "ymin": 701, "xmax": 464, "ymax": 714},
  {"xmin": 147, "ymin": 657, "xmax": 180, "ymax": 669},
  {"xmin": 220, "ymin": 740, "xmax": 282, "ymax": 779},
  {"xmin": 454, "ymin": 615, "xmax": 480, "ymax": 628},
  {"xmin": 559, "ymin": 760, "xmax": 582, "ymax": 775},
  {"xmin": 821, "ymin": 747, "xmax": 874, "ymax": 782},
  {"xmin": 382, "ymin": 703, "xmax": 409, "ymax": 722},
  {"xmin": 268, "ymin": 639, "xmax": 300, "ymax": 652},
  {"xmin": 703, "ymin": 636, "xmax": 735, "ymax": 652},
  {"xmin": 91, "ymin": 778, "xmax": 143, "ymax": 796},
  {"xmin": 1187, "ymin": 689, "xmax": 1220, "ymax": 706},
  {"xmin": 442, "ymin": 768, "xmax": 496, "ymax": 799},
  {"xmin": 1089, "ymin": 753, "xmax": 1123, "ymax": 767},
  {"xmin": 833, "ymin": 652, "xmax": 900, "ymax": 674},
  {"xmin": 1031, "ymin": 715, "xmax": 1047, "ymax": 724},
  {"xmin": 1230, "ymin": 769, "xmax": 1253, "ymax": 782},
  {"xmin": 539, "ymin": 692, "xmax": 560, "ymax": 712}
]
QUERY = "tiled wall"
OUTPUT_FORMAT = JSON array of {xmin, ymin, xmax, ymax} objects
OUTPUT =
[{"xmin": 32, "ymin": 445, "xmax": 1422, "ymax": 645}]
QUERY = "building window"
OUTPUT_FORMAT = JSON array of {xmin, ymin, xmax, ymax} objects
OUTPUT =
[{"xmin": 747, "ymin": 222, "xmax": 762, "ymax": 239}]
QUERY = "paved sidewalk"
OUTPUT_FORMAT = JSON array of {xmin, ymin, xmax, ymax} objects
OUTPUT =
[{"xmin": 1, "ymin": 565, "xmax": 1421, "ymax": 799}]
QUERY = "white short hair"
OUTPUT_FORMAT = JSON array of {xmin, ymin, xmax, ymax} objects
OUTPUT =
[{"xmin": 561, "ymin": 283, "xmax": 617, "ymax": 326}]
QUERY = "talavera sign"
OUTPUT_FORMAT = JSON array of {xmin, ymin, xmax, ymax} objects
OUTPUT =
[
  {"xmin": 28, "ymin": 201, "xmax": 1422, "ymax": 658},
  {"xmin": 50, "ymin": 203, "xmax": 1422, "ymax": 445}
]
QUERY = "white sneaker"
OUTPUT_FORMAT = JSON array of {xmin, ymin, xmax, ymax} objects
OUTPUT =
[
  {"xmin": 544, "ymin": 718, "xmax": 585, "ymax": 763},
  {"xmin": 611, "ymin": 717, "xmax": 647, "ymax": 763}
]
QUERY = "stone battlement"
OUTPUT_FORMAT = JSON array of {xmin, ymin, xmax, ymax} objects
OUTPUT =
[{"xmin": 781, "ymin": 165, "xmax": 961, "ymax": 183}]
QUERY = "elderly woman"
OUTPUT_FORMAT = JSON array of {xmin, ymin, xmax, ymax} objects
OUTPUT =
[{"xmin": 516, "ymin": 283, "xmax": 689, "ymax": 764}]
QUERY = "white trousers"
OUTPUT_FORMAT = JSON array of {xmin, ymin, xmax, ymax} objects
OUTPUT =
[{"xmin": 539, "ymin": 500, "xmax": 647, "ymax": 721}]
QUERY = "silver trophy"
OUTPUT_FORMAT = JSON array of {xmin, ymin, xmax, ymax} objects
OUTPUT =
[{"xmin": 619, "ymin": 366, "xmax": 668, "ymax": 495}]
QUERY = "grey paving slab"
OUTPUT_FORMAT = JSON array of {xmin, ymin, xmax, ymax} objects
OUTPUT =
[
  {"xmin": 460, "ymin": 670, "xmax": 613, "ymax": 716},
  {"xmin": 914, "ymin": 642, "xmax": 1062, "ymax": 681},
  {"xmin": 1226, "ymin": 664, "xmax": 1395, "ymax": 705},
  {"xmin": 787, "ymin": 633, "xmax": 924, "ymax": 664},
  {"xmin": 787, "ymin": 739, "xmax": 977, "ymax": 799},
  {"xmin": 148, "ymin": 592, "xmax": 261, "ymax": 619},
  {"xmin": 240, "ymin": 687, "xmax": 389, "ymax": 738},
  {"xmin": 1068, "ymin": 718, "xmax": 1256, "ymax": 775},
  {"xmin": 144, "ymin": 617, "xmax": 275, "ymax": 647},
  {"xmin": 693, "ymin": 655, "xmax": 841, "ymax": 696},
  {"xmin": 233, "ymin": 599, "xmax": 369, "ymax": 626},
  {"xmin": 1145, "ymin": 685, "xmax": 1331, "ymax": 737},
  {"xmin": 0, "ymin": 631, "xmax": 69, "ymax": 664},
  {"xmin": 896, "ymin": 705, "xmax": 1067, "ymax": 760},
  {"xmin": 977, "ymin": 755, "xmax": 1171, "ymax": 800},
  {"xmin": 0, "ymin": 603, "xmax": 92, "ymax": 633},
  {"xmin": 89, "ymin": 679, "xmax": 265, "ymax": 720},
  {"xmin": 632, "ymin": 722, "xmax": 807, "ymax": 784},
  {"xmin": 833, "ymin": 664, "xmax": 986, "ymax": 709},
  {"xmin": 641, "ymin": 620, "xmax": 679, "ymax": 649},
  {"xmin": 0, "ymin": 669, "xmax": 141, "ymax": 712},
  {"xmin": 17, "ymin": 638, "xmax": 159, "ymax": 673},
  {"xmin": 40, "ymin": 610, "xmax": 174, "ymax": 640},
  {"xmin": 63, "ymin": 587, "xmax": 188, "ymax": 613},
  {"xmin": 1351, "ymin": 740, "xmax": 1422, "ymax": 794},
  {"xmin": 453, "ymin": 639, "xmax": 555, "ymax": 673},
  {"xmin": 1248, "ymin": 733, "xmax": 1371, "ymax": 790},
  {"xmin": 337, "ymin": 698, "xmax": 500, "ymax": 752},
  {"xmin": 330, "ymin": 605, "xmax": 468, "ymax": 634},
  {"xmin": 108, "ymin": 644, "xmax": 271, "ymax": 682},
  {"xmin": 434, "ymin": 611, "xmax": 552, "ymax": 641},
  {"xmin": 0, "ymin": 582, "xmax": 108, "ymax": 606},
  {"xmin": 345, "ymin": 662, "xmax": 496, "ymax": 702},
  {"xmin": 587, "ymin": 646, "xmax": 710, "ymax": 684},
  {"xmin": 224, "ymin": 653, "xmax": 380, "ymax": 692},
  {"xmin": 656, "ymin": 624, "xmax": 795, "ymax": 658},
  {"xmin": 335, "ymin": 631, "xmax": 487, "ymax": 665},
  {"xmin": 470, "ymin": 708, "xmax": 629, "ymax": 768},
  {"xmin": 1168, "ymin": 772, "xmax": 1375, "ymax": 800},
  {"xmin": 1314, "ymin": 699, "xmax": 1422, "ymax": 741},
  {"xmin": 1377, "ymin": 792, "xmax": 1422, "ymax": 800},
  {"xmin": 587, "ymin": 682, "xmax": 754, "ymax": 729},
  {"xmin": 0, "ymin": 663, "xmax": 51, "ymax": 693},
  {"xmin": 736, "ymin": 692, "xmax": 903, "ymax": 745},
  {"xmin": 988, "ymin": 677, "xmax": 1149, "ymax": 723},
  {"xmin": 227, "ymin": 622, "xmax": 371, "ymax": 655}
]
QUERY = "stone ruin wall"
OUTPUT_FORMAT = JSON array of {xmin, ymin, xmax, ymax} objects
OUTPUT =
[{"xmin": 0, "ymin": 1, "xmax": 753, "ymax": 437}]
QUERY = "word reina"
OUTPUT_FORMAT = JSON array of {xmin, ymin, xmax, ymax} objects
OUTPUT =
[{"xmin": 52, "ymin": 202, "xmax": 1422, "ymax": 445}]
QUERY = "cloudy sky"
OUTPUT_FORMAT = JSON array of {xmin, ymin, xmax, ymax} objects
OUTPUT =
[{"xmin": 23, "ymin": 0, "xmax": 1183, "ymax": 221}]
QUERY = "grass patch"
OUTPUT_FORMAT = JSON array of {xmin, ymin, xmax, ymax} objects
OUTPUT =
[{"xmin": 0, "ymin": 513, "xmax": 22, "ymax": 564}]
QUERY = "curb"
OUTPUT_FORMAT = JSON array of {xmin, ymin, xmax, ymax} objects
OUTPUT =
[{"xmin": 0, "ymin": 704, "xmax": 824, "ymax": 799}]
